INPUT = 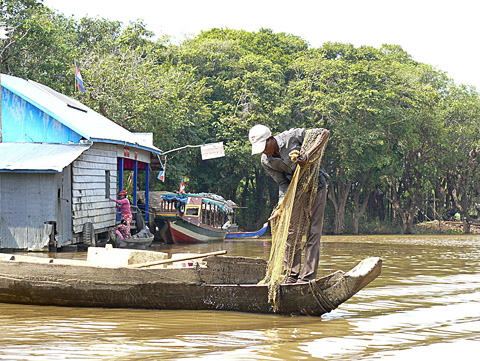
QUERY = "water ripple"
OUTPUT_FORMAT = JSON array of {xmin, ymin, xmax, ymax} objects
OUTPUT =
[{"xmin": 1, "ymin": 235, "xmax": 480, "ymax": 360}]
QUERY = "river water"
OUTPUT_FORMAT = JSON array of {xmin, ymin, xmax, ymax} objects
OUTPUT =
[{"xmin": 0, "ymin": 234, "xmax": 479, "ymax": 360}]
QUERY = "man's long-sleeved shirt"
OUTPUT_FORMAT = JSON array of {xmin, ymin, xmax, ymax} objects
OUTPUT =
[{"xmin": 261, "ymin": 128, "xmax": 328, "ymax": 199}]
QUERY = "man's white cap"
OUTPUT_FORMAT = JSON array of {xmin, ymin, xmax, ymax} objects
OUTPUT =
[{"xmin": 249, "ymin": 124, "xmax": 272, "ymax": 155}]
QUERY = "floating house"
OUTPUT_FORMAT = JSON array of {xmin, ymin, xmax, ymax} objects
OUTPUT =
[{"xmin": 0, "ymin": 73, "xmax": 162, "ymax": 250}]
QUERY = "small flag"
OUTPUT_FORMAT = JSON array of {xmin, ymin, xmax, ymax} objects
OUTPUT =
[
  {"xmin": 179, "ymin": 177, "xmax": 185, "ymax": 193},
  {"xmin": 158, "ymin": 169, "xmax": 165, "ymax": 182},
  {"xmin": 75, "ymin": 59, "xmax": 85, "ymax": 93}
]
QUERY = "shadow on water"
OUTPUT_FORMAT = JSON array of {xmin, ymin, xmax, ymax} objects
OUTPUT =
[{"xmin": 1, "ymin": 234, "xmax": 480, "ymax": 360}]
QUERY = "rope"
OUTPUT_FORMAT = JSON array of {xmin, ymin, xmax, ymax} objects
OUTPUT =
[{"xmin": 308, "ymin": 279, "xmax": 336, "ymax": 313}]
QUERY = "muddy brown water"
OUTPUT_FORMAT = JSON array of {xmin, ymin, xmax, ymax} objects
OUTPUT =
[{"xmin": 0, "ymin": 234, "xmax": 479, "ymax": 360}]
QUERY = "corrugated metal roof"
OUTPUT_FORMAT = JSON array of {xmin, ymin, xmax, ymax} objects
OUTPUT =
[
  {"xmin": 0, "ymin": 74, "xmax": 162, "ymax": 155},
  {"xmin": 0, "ymin": 143, "xmax": 91, "ymax": 173}
]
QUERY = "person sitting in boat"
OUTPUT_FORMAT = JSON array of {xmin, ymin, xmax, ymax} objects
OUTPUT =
[
  {"xmin": 249, "ymin": 124, "xmax": 330, "ymax": 284},
  {"xmin": 110, "ymin": 190, "xmax": 132, "ymax": 238},
  {"xmin": 222, "ymin": 220, "xmax": 231, "ymax": 230},
  {"xmin": 115, "ymin": 218, "xmax": 132, "ymax": 239}
]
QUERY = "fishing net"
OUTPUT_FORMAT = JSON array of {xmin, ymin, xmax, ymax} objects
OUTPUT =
[{"xmin": 258, "ymin": 129, "xmax": 329, "ymax": 310}]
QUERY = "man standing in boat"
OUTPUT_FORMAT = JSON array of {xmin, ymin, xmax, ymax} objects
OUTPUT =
[
  {"xmin": 249, "ymin": 125, "xmax": 330, "ymax": 284},
  {"xmin": 110, "ymin": 190, "xmax": 132, "ymax": 238}
]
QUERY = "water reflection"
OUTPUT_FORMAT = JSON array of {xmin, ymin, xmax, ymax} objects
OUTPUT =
[{"xmin": 1, "ymin": 234, "xmax": 479, "ymax": 360}]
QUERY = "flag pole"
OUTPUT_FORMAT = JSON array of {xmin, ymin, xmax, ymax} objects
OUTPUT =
[{"xmin": 74, "ymin": 58, "xmax": 77, "ymax": 93}]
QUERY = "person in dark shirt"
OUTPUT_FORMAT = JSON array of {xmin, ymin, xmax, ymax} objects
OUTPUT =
[{"xmin": 249, "ymin": 125, "xmax": 329, "ymax": 283}]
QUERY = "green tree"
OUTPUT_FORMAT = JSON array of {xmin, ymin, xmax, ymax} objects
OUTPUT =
[
  {"xmin": 1, "ymin": 0, "xmax": 78, "ymax": 93},
  {"xmin": 5, "ymin": 2, "xmax": 480, "ymax": 235},
  {"xmin": 287, "ymin": 43, "xmax": 401, "ymax": 234},
  {"xmin": 381, "ymin": 62, "xmax": 446, "ymax": 233},
  {"xmin": 439, "ymin": 83, "xmax": 480, "ymax": 232},
  {"xmin": 73, "ymin": 19, "xmax": 212, "ymax": 191},
  {"xmin": 169, "ymin": 28, "xmax": 308, "ymax": 228}
]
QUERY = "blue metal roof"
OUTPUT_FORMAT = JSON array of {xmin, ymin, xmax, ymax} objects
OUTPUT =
[
  {"xmin": 0, "ymin": 74, "xmax": 162, "ymax": 155},
  {"xmin": 0, "ymin": 143, "xmax": 91, "ymax": 173}
]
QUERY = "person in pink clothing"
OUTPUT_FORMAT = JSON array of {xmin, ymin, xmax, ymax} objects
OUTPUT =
[{"xmin": 110, "ymin": 190, "xmax": 132, "ymax": 237}]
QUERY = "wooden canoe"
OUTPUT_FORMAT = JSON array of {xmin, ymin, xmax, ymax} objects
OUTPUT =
[
  {"xmin": 167, "ymin": 219, "xmax": 226, "ymax": 243},
  {"xmin": 0, "ymin": 251, "xmax": 381, "ymax": 316},
  {"xmin": 226, "ymin": 222, "xmax": 269, "ymax": 239},
  {"xmin": 114, "ymin": 235, "xmax": 154, "ymax": 249}
]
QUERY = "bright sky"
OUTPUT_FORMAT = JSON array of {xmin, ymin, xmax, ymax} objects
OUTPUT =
[{"xmin": 44, "ymin": 0, "xmax": 480, "ymax": 91}]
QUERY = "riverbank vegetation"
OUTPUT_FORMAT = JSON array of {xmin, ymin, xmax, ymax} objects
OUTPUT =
[{"xmin": 2, "ymin": 0, "xmax": 480, "ymax": 234}]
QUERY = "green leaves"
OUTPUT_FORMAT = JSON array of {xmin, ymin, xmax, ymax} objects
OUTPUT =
[{"xmin": 3, "ymin": 3, "xmax": 480, "ymax": 232}]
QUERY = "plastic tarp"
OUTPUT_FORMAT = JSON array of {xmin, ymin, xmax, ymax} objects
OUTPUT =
[
  {"xmin": 161, "ymin": 194, "xmax": 189, "ymax": 204},
  {"xmin": 198, "ymin": 193, "xmax": 234, "ymax": 215},
  {"xmin": 161, "ymin": 192, "xmax": 234, "ymax": 214}
]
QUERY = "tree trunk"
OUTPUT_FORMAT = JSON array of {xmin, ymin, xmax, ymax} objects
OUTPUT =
[
  {"xmin": 388, "ymin": 183, "xmax": 410, "ymax": 234},
  {"xmin": 266, "ymin": 176, "xmax": 278, "ymax": 210},
  {"xmin": 352, "ymin": 191, "xmax": 371, "ymax": 234},
  {"xmin": 352, "ymin": 176, "xmax": 372, "ymax": 235},
  {"xmin": 328, "ymin": 178, "xmax": 352, "ymax": 235},
  {"xmin": 452, "ymin": 180, "xmax": 472, "ymax": 234},
  {"xmin": 240, "ymin": 175, "xmax": 250, "ymax": 209},
  {"xmin": 253, "ymin": 168, "xmax": 270, "ymax": 228},
  {"xmin": 390, "ymin": 195, "xmax": 407, "ymax": 233},
  {"xmin": 404, "ymin": 208, "xmax": 416, "ymax": 234},
  {"xmin": 387, "ymin": 170, "xmax": 421, "ymax": 235},
  {"xmin": 333, "ymin": 205, "xmax": 346, "ymax": 236},
  {"xmin": 99, "ymin": 101, "xmax": 109, "ymax": 117}
]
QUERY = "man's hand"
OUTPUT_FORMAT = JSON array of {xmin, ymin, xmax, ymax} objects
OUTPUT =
[
  {"xmin": 289, "ymin": 150, "xmax": 300, "ymax": 162},
  {"xmin": 296, "ymin": 153, "xmax": 308, "ymax": 167},
  {"xmin": 289, "ymin": 150, "xmax": 308, "ymax": 167},
  {"xmin": 268, "ymin": 209, "xmax": 282, "ymax": 221}
]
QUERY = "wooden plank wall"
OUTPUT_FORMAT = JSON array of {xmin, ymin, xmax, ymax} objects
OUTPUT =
[
  {"xmin": 0, "ymin": 173, "xmax": 57, "ymax": 250},
  {"xmin": 71, "ymin": 143, "xmax": 117, "ymax": 234},
  {"xmin": 56, "ymin": 165, "xmax": 73, "ymax": 245}
]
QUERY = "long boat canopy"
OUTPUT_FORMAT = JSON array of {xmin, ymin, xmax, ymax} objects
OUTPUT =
[
  {"xmin": 161, "ymin": 194, "xmax": 189, "ymax": 204},
  {"xmin": 161, "ymin": 193, "xmax": 234, "ymax": 214}
]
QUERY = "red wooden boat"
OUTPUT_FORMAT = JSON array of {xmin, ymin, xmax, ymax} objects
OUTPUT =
[{"xmin": 150, "ymin": 192, "xmax": 232, "ymax": 243}]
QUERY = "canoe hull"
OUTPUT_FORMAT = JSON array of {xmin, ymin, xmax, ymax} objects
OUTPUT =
[
  {"xmin": 0, "ymin": 254, "xmax": 381, "ymax": 316},
  {"xmin": 168, "ymin": 219, "xmax": 226, "ymax": 243},
  {"xmin": 226, "ymin": 222, "xmax": 268, "ymax": 239},
  {"xmin": 114, "ymin": 235, "xmax": 154, "ymax": 249}
]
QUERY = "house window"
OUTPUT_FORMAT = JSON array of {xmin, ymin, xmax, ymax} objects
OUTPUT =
[{"xmin": 105, "ymin": 170, "xmax": 110, "ymax": 198}]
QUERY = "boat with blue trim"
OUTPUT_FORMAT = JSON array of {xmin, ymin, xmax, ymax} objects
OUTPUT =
[
  {"xmin": 226, "ymin": 222, "xmax": 269, "ymax": 239},
  {"xmin": 149, "ymin": 191, "xmax": 234, "ymax": 243}
]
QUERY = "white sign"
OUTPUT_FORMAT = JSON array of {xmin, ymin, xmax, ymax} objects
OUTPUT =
[
  {"xmin": 201, "ymin": 142, "xmax": 225, "ymax": 160},
  {"xmin": 0, "ymin": 26, "xmax": 12, "ymax": 40}
]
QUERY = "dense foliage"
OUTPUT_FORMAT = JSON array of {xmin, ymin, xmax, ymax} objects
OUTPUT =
[{"xmin": 2, "ymin": 0, "xmax": 480, "ymax": 233}]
